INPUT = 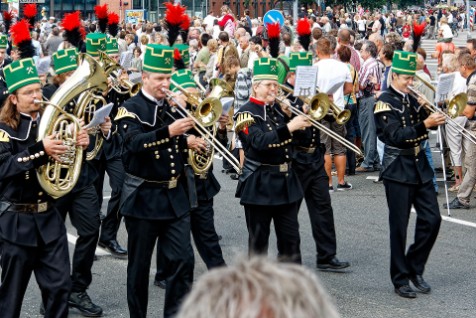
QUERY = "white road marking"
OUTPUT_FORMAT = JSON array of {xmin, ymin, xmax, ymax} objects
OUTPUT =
[
  {"xmin": 67, "ymin": 233, "xmax": 110, "ymax": 256},
  {"xmin": 410, "ymin": 207, "xmax": 476, "ymax": 228}
]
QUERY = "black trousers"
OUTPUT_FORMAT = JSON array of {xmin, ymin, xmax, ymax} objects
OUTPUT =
[
  {"xmin": 92, "ymin": 156, "xmax": 125, "ymax": 242},
  {"xmin": 125, "ymin": 214, "xmax": 194, "ymax": 318},
  {"xmin": 244, "ymin": 202, "xmax": 301, "ymax": 264},
  {"xmin": 383, "ymin": 179, "xmax": 441, "ymax": 287},
  {"xmin": 294, "ymin": 161, "xmax": 337, "ymax": 262},
  {"xmin": 56, "ymin": 185, "xmax": 101, "ymax": 292},
  {"xmin": 0, "ymin": 234, "xmax": 71, "ymax": 318},
  {"xmin": 155, "ymin": 198, "xmax": 225, "ymax": 280}
]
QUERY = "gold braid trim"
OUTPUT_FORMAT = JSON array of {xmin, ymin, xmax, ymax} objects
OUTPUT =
[
  {"xmin": 114, "ymin": 107, "xmax": 136, "ymax": 121},
  {"xmin": 374, "ymin": 101, "xmax": 392, "ymax": 114},
  {"xmin": 0, "ymin": 129, "xmax": 10, "ymax": 142},
  {"xmin": 234, "ymin": 112, "xmax": 255, "ymax": 133}
]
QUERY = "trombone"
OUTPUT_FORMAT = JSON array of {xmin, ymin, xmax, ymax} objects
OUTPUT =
[
  {"xmin": 162, "ymin": 81, "xmax": 242, "ymax": 174},
  {"xmin": 274, "ymin": 95, "xmax": 363, "ymax": 156},
  {"xmin": 278, "ymin": 84, "xmax": 351, "ymax": 124},
  {"xmin": 408, "ymin": 77, "xmax": 476, "ymax": 145},
  {"xmin": 413, "ymin": 73, "xmax": 466, "ymax": 119}
]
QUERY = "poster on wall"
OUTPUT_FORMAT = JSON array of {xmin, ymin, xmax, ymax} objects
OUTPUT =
[{"xmin": 125, "ymin": 9, "xmax": 147, "ymax": 24}]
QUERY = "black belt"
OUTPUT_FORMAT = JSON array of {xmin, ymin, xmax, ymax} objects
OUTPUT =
[
  {"xmin": 385, "ymin": 145, "xmax": 421, "ymax": 156},
  {"xmin": 260, "ymin": 162, "xmax": 291, "ymax": 173},
  {"xmin": 141, "ymin": 175, "xmax": 181, "ymax": 189},
  {"xmin": 1, "ymin": 201, "xmax": 51, "ymax": 213},
  {"xmin": 294, "ymin": 146, "xmax": 317, "ymax": 154}
]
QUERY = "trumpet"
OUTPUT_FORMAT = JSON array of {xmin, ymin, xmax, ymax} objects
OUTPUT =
[
  {"xmin": 274, "ymin": 96, "xmax": 363, "ymax": 156},
  {"xmin": 408, "ymin": 86, "xmax": 476, "ymax": 145},
  {"xmin": 163, "ymin": 82, "xmax": 242, "ymax": 174}
]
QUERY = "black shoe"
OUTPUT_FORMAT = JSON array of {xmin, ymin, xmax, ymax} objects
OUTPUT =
[
  {"xmin": 230, "ymin": 173, "xmax": 239, "ymax": 180},
  {"xmin": 68, "ymin": 291, "xmax": 103, "ymax": 317},
  {"xmin": 98, "ymin": 240, "xmax": 128, "ymax": 258},
  {"xmin": 394, "ymin": 285, "xmax": 417, "ymax": 298},
  {"xmin": 443, "ymin": 197, "xmax": 470, "ymax": 210},
  {"xmin": 154, "ymin": 278, "xmax": 166, "ymax": 289},
  {"xmin": 410, "ymin": 275, "xmax": 431, "ymax": 293},
  {"xmin": 317, "ymin": 257, "xmax": 350, "ymax": 270}
]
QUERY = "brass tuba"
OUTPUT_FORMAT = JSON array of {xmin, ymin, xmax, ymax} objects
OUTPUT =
[{"xmin": 36, "ymin": 54, "xmax": 108, "ymax": 198}]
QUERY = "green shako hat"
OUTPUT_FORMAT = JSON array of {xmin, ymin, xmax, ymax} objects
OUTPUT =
[
  {"xmin": 52, "ymin": 48, "xmax": 78, "ymax": 75},
  {"xmin": 106, "ymin": 38, "xmax": 119, "ymax": 54},
  {"xmin": 86, "ymin": 33, "xmax": 107, "ymax": 57},
  {"xmin": 0, "ymin": 35, "xmax": 7, "ymax": 50},
  {"xmin": 170, "ymin": 69, "xmax": 196, "ymax": 92},
  {"xmin": 392, "ymin": 50, "xmax": 417, "ymax": 75},
  {"xmin": 253, "ymin": 57, "xmax": 278, "ymax": 82},
  {"xmin": 276, "ymin": 56, "xmax": 289, "ymax": 84},
  {"xmin": 4, "ymin": 58, "xmax": 40, "ymax": 93},
  {"xmin": 289, "ymin": 51, "xmax": 313, "ymax": 72},
  {"xmin": 143, "ymin": 44, "xmax": 174, "ymax": 74},
  {"xmin": 173, "ymin": 44, "xmax": 190, "ymax": 68}
]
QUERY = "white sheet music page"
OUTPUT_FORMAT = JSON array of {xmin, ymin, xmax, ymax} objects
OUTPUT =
[
  {"xmin": 294, "ymin": 66, "xmax": 318, "ymax": 97},
  {"xmin": 435, "ymin": 73, "xmax": 455, "ymax": 103}
]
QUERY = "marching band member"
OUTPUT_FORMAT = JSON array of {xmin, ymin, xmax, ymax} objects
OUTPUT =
[
  {"xmin": 0, "ymin": 58, "xmax": 87, "ymax": 318},
  {"xmin": 234, "ymin": 57, "xmax": 311, "ymax": 263},
  {"xmin": 95, "ymin": 36, "xmax": 128, "ymax": 258},
  {"xmin": 154, "ymin": 68, "xmax": 227, "ymax": 288},
  {"xmin": 374, "ymin": 51, "xmax": 444, "ymax": 298},
  {"xmin": 115, "ymin": 44, "xmax": 195, "ymax": 318},
  {"xmin": 53, "ymin": 33, "xmax": 109, "ymax": 317},
  {"xmin": 284, "ymin": 51, "xmax": 350, "ymax": 271}
]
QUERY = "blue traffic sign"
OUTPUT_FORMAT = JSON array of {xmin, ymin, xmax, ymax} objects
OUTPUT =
[{"xmin": 263, "ymin": 10, "xmax": 285, "ymax": 27}]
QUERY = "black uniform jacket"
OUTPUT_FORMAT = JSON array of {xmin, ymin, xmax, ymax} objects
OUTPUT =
[
  {"xmin": 234, "ymin": 97, "xmax": 303, "ymax": 205},
  {"xmin": 115, "ymin": 90, "xmax": 190, "ymax": 220},
  {"xmin": 284, "ymin": 82, "xmax": 326, "ymax": 168},
  {"xmin": 0, "ymin": 114, "xmax": 66, "ymax": 246},
  {"xmin": 374, "ymin": 85, "xmax": 434, "ymax": 185}
]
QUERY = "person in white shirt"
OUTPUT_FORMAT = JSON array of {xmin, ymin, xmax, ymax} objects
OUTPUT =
[
  {"xmin": 315, "ymin": 37, "xmax": 353, "ymax": 190},
  {"xmin": 441, "ymin": 53, "xmax": 468, "ymax": 191},
  {"xmin": 203, "ymin": 11, "xmax": 216, "ymax": 29}
]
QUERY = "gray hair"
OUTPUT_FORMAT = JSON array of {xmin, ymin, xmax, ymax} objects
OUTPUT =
[
  {"xmin": 363, "ymin": 40, "xmax": 378, "ymax": 58},
  {"xmin": 442, "ymin": 53, "xmax": 458, "ymax": 72},
  {"xmin": 176, "ymin": 257, "xmax": 340, "ymax": 318}
]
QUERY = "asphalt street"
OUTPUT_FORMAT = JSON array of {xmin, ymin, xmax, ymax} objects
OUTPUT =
[{"xmin": 18, "ymin": 32, "xmax": 476, "ymax": 317}]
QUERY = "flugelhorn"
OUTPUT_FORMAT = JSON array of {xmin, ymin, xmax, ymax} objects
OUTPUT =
[
  {"xmin": 98, "ymin": 51, "xmax": 141, "ymax": 96},
  {"xmin": 164, "ymin": 82, "xmax": 241, "ymax": 174}
]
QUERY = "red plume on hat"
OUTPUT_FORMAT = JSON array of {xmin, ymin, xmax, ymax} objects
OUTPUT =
[
  {"xmin": 266, "ymin": 22, "xmax": 281, "ymax": 58},
  {"xmin": 174, "ymin": 47, "xmax": 186, "ymax": 70},
  {"xmin": 94, "ymin": 4, "xmax": 108, "ymax": 33},
  {"xmin": 11, "ymin": 19, "xmax": 35, "ymax": 59},
  {"xmin": 23, "ymin": 4, "xmax": 37, "ymax": 31},
  {"xmin": 180, "ymin": 14, "xmax": 191, "ymax": 42},
  {"xmin": 108, "ymin": 12, "xmax": 119, "ymax": 37},
  {"xmin": 165, "ymin": 2, "xmax": 187, "ymax": 46},
  {"xmin": 62, "ymin": 11, "xmax": 86, "ymax": 51},
  {"xmin": 3, "ymin": 10, "xmax": 13, "ymax": 34},
  {"xmin": 296, "ymin": 18, "xmax": 311, "ymax": 51},
  {"xmin": 412, "ymin": 21, "xmax": 426, "ymax": 53}
]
